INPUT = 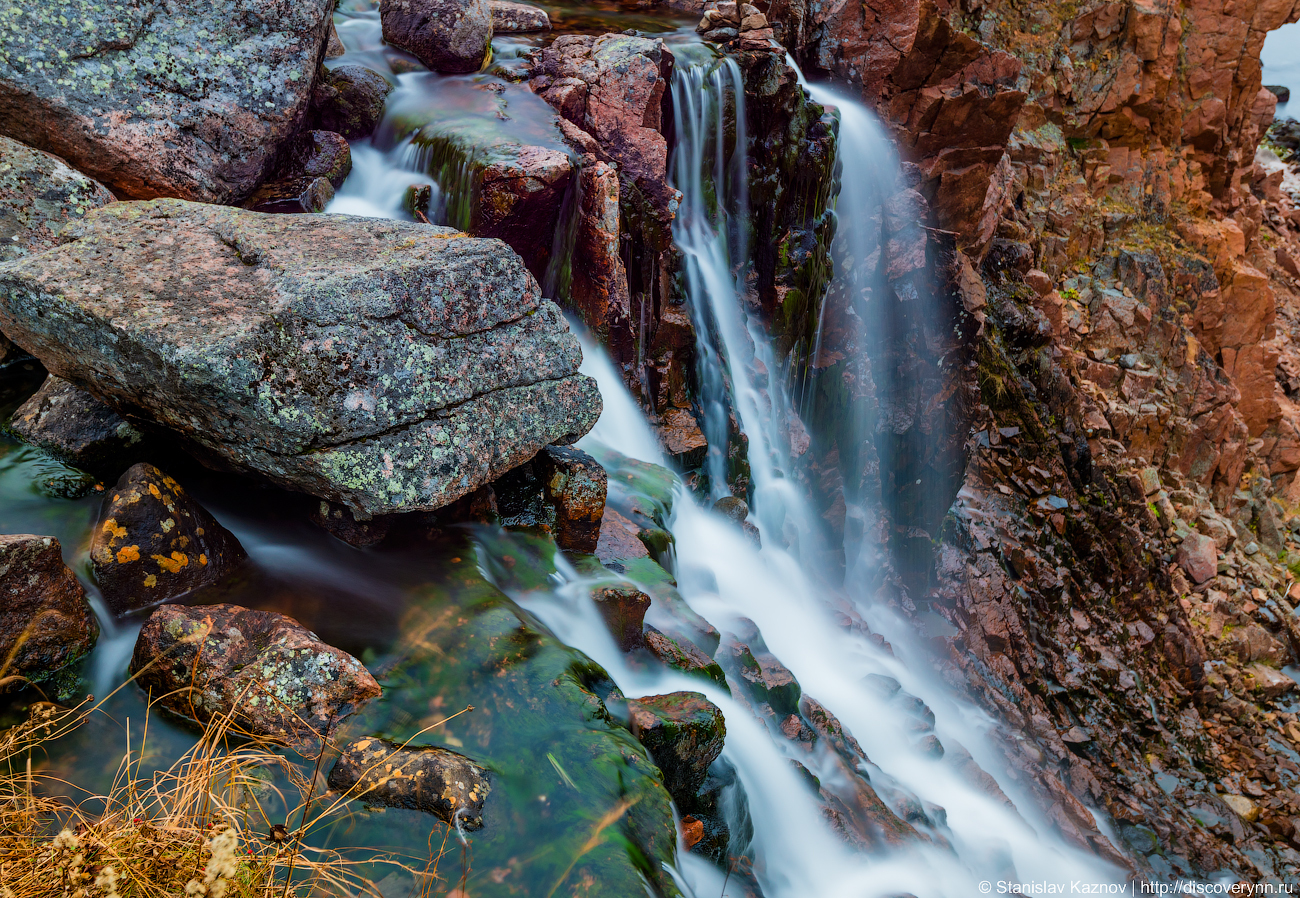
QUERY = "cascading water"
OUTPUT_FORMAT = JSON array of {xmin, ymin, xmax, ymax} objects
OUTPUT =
[{"xmin": 478, "ymin": 54, "xmax": 1133, "ymax": 895}]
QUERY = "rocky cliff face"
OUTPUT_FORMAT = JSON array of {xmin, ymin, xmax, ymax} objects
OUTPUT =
[{"xmin": 776, "ymin": 0, "xmax": 1300, "ymax": 881}]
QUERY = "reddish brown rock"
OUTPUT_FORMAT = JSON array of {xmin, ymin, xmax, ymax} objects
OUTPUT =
[
  {"xmin": 653, "ymin": 407, "xmax": 709, "ymax": 467},
  {"xmin": 528, "ymin": 35, "xmax": 679, "ymax": 226},
  {"xmin": 0, "ymin": 534, "xmax": 98, "ymax": 686},
  {"xmin": 131, "ymin": 603, "xmax": 380, "ymax": 755},
  {"xmin": 90, "ymin": 464, "xmax": 246, "ymax": 614},
  {"xmin": 592, "ymin": 584, "xmax": 652, "ymax": 651},
  {"xmin": 380, "ymin": 0, "xmax": 492, "ymax": 74},
  {"xmin": 569, "ymin": 156, "xmax": 633, "ymax": 352},
  {"xmin": 0, "ymin": 136, "xmax": 114, "ymax": 264},
  {"xmin": 596, "ymin": 507, "xmax": 652, "ymax": 563},
  {"xmin": 328, "ymin": 736, "xmax": 490, "ymax": 828},
  {"xmin": 475, "ymin": 146, "xmax": 574, "ymax": 276},
  {"xmin": 1176, "ymin": 532, "xmax": 1218, "ymax": 585},
  {"xmin": 537, "ymin": 445, "xmax": 607, "ymax": 554},
  {"xmin": 0, "ymin": 0, "xmax": 334, "ymax": 204}
]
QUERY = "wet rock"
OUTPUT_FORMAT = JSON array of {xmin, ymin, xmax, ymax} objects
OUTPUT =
[
  {"xmin": 10, "ymin": 376, "xmax": 143, "ymax": 474},
  {"xmin": 0, "ymin": 534, "xmax": 98, "ymax": 686},
  {"xmin": 528, "ymin": 35, "xmax": 678, "ymax": 226},
  {"xmin": 310, "ymin": 66, "xmax": 394, "ymax": 140},
  {"xmin": 721, "ymin": 633, "xmax": 801, "ymax": 716},
  {"xmin": 310, "ymin": 500, "xmax": 392, "ymax": 548},
  {"xmin": 627, "ymin": 692, "xmax": 726, "ymax": 806},
  {"xmin": 0, "ymin": 199, "xmax": 601, "ymax": 518},
  {"xmin": 1177, "ymin": 532, "xmax": 1218, "ymax": 585},
  {"xmin": 283, "ymin": 130, "xmax": 352, "ymax": 189},
  {"xmin": 653, "ymin": 407, "xmax": 709, "ymax": 468},
  {"xmin": 596, "ymin": 507, "xmax": 652, "ymax": 563},
  {"xmin": 380, "ymin": 0, "xmax": 492, "ymax": 74},
  {"xmin": 475, "ymin": 146, "xmax": 574, "ymax": 276},
  {"xmin": 1265, "ymin": 85, "xmax": 1291, "ymax": 103},
  {"xmin": 592, "ymin": 584, "xmax": 651, "ymax": 651},
  {"xmin": 131, "ymin": 603, "xmax": 380, "ymax": 755},
  {"xmin": 328, "ymin": 736, "xmax": 490, "ymax": 828},
  {"xmin": 90, "ymin": 464, "xmax": 246, "ymax": 614},
  {"xmin": 537, "ymin": 445, "xmax": 607, "ymax": 554},
  {"xmin": 0, "ymin": 0, "xmax": 334, "ymax": 204},
  {"xmin": 0, "ymin": 136, "xmax": 114, "ymax": 264},
  {"xmin": 243, "ymin": 177, "xmax": 334, "ymax": 214},
  {"xmin": 569, "ymin": 156, "xmax": 632, "ymax": 347},
  {"xmin": 712, "ymin": 496, "xmax": 749, "ymax": 524},
  {"xmin": 489, "ymin": 0, "xmax": 549, "ymax": 32},
  {"xmin": 643, "ymin": 625, "xmax": 726, "ymax": 686}
]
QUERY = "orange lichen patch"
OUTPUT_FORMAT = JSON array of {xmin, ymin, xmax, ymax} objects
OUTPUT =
[
  {"xmin": 115, "ymin": 545, "xmax": 140, "ymax": 563},
  {"xmin": 177, "ymin": 535, "xmax": 191, "ymax": 548},
  {"xmin": 152, "ymin": 551, "xmax": 189, "ymax": 573},
  {"xmin": 679, "ymin": 815, "xmax": 704, "ymax": 850},
  {"xmin": 101, "ymin": 518, "xmax": 127, "ymax": 541},
  {"xmin": 148, "ymin": 483, "xmax": 162, "ymax": 499},
  {"xmin": 144, "ymin": 574, "xmax": 157, "ymax": 588},
  {"xmin": 198, "ymin": 554, "xmax": 208, "ymax": 566},
  {"xmin": 196, "ymin": 527, "xmax": 206, "ymax": 537}
]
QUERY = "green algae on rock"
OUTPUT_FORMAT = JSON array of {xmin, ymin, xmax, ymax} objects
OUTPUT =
[{"xmin": 0, "ymin": 200, "xmax": 602, "ymax": 517}]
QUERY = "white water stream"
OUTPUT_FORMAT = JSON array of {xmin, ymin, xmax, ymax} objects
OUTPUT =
[{"xmin": 323, "ymin": 24, "xmax": 1131, "ymax": 892}]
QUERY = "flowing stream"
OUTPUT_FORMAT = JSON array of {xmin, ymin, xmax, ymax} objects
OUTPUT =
[{"xmin": 0, "ymin": 11, "xmax": 1147, "ymax": 897}]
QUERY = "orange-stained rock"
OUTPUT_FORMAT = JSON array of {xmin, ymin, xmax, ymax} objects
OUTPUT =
[{"xmin": 90, "ymin": 464, "xmax": 246, "ymax": 615}]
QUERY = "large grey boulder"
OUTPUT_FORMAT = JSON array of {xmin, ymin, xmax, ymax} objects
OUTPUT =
[
  {"xmin": 0, "ymin": 199, "xmax": 602, "ymax": 517},
  {"xmin": 380, "ymin": 0, "xmax": 493, "ymax": 74},
  {"xmin": 0, "ymin": 136, "xmax": 115, "ymax": 263},
  {"xmin": 0, "ymin": 0, "xmax": 334, "ymax": 204}
]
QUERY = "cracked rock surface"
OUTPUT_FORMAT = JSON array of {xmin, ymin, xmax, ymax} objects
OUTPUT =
[{"xmin": 0, "ymin": 199, "xmax": 601, "ymax": 516}]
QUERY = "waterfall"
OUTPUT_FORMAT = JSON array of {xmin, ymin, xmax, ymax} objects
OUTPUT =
[{"xmin": 505, "ymin": 56, "xmax": 1129, "ymax": 895}]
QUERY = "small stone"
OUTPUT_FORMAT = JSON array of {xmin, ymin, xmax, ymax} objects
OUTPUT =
[
  {"xmin": 1266, "ymin": 85, "xmax": 1291, "ymax": 103},
  {"xmin": 131, "ymin": 603, "xmax": 380, "ymax": 756},
  {"xmin": 538, "ymin": 446, "xmax": 607, "ymax": 554},
  {"xmin": 328, "ymin": 737, "xmax": 489, "ymax": 828},
  {"xmin": 1138, "ymin": 467, "xmax": 1160, "ymax": 496},
  {"xmin": 1022, "ymin": 268, "xmax": 1053, "ymax": 296},
  {"xmin": 10, "ymin": 376, "xmax": 144, "ymax": 474},
  {"xmin": 592, "ymin": 584, "xmax": 651, "ymax": 651},
  {"xmin": 0, "ymin": 534, "xmax": 98, "ymax": 687},
  {"xmin": 1061, "ymin": 726, "xmax": 1093, "ymax": 744},
  {"xmin": 1221, "ymin": 793, "xmax": 1260, "ymax": 823},
  {"xmin": 245, "ymin": 176, "xmax": 335, "ymax": 214},
  {"xmin": 712, "ymin": 496, "xmax": 749, "ymax": 524},
  {"xmin": 1244, "ymin": 541, "xmax": 1260, "ymax": 556},
  {"xmin": 1246, "ymin": 663, "xmax": 1295, "ymax": 699},
  {"xmin": 284, "ymin": 130, "xmax": 352, "ymax": 189},
  {"xmin": 627, "ymin": 692, "xmax": 726, "ymax": 806},
  {"xmin": 915, "ymin": 734, "xmax": 945, "ymax": 758},
  {"xmin": 1177, "ymin": 532, "xmax": 1217, "ymax": 585},
  {"xmin": 90, "ymin": 464, "xmax": 246, "ymax": 614}
]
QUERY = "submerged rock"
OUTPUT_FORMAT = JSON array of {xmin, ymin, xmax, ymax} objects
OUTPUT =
[
  {"xmin": 90, "ymin": 464, "xmax": 246, "ymax": 614},
  {"xmin": 310, "ymin": 66, "xmax": 394, "ymax": 140},
  {"xmin": 131, "ymin": 603, "xmax": 380, "ymax": 755},
  {"xmin": 0, "ymin": 534, "xmax": 98, "ymax": 686},
  {"xmin": 0, "ymin": 0, "xmax": 334, "ymax": 204},
  {"xmin": 328, "ymin": 736, "xmax": 490, "ymax": 828},
  {"xmin": 380, "ymin": 0, "xmax": 493, "ymax": 74},
  {"xmin": 10, "ymin": 376, "xmax": 144, "ymax": 474},
  {"xmin": 0, "ymin": 136, "xmax": 114, "ymax": 264},
  {"xmin": 0, "ymin": 200, "xmax": 601, "ymax": 518},
  {"xmin": 489, "ymin": 0, "xmax": 549, "ymax": 32},
  {"xmin": 627, "ymin": 692, "xmax": 726, "ymax": 806}
]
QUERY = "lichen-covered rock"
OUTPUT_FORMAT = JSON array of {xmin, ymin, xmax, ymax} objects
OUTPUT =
[
  {"xmin": 643, "ymin": 625, "xmax": 726, "ymax": 686},
  {"xmin": 489, "ymin": 0, "xmax": 549, "ymax": 32},
  {"xmin": 131, "ymin": 603, "xmax": 380, "ymax": 755},
  {"xmin": 0, "ymin": 534, "xmax": 98, "ymax": 685},
  {"xmin": 627, "ymin": 692, "xmax": 726, "ymax": 806},
  {"xmin": 380, "ymin": 0, "xmax": 493, "ymax": 74},
  {"xmin": 90, "ymin": 464, "xmax": 246, "ymax": 614},
  {"xmin": 537, "ymin": 445, "xmax": 606, "ymax": 553},
  {"xmin": 0, "ymin": 0, "xmax": 334, "ymax": 204},
  {"xmin": 0, "ymin": 136, "xmax": 114, "ymax": 264},
  {"xmin": 310, "ymin": 66, "xmax": 393, "ymax": 140},
  {"xmin": 328, "ymin": 736, "xmax": 490, "ymax": 828},
  {"xmin": 10, "ymin": 376, "xmax": 144, "ymax": 473},
  {"xmin": 0, "ymin": 199, "xmax": 602, "ymax": 518}
]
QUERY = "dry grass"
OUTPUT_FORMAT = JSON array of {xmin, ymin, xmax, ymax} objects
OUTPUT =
[{"xmin": 0, "ymin": 692, "xmax": 457, "ymax": 898}]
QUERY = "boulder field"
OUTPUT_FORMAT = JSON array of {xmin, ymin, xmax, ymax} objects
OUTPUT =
[{"xmin": 0, "ymin": 200, "xmax": 601, "ymax": 517}]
